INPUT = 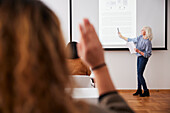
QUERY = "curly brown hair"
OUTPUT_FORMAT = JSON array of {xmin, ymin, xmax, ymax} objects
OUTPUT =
[{"xmin": 0, "ymin": 0, "xmax": 87, "ymax": 113}]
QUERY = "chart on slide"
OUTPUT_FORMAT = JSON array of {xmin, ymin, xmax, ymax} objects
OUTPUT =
[{"xmin": 99, "ymin": 0, "xmax": 136, "ymax": 48}]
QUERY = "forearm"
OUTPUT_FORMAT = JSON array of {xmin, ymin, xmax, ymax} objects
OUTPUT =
[
  {"xmin": 93, "ymin": 66, "xmax": 116, "ymax": 95},
  {"xmin": 120, "ymin": 36, "xmax": 128, "ymax": 41},
  {"xmin": 138, "ymin": 50, "xmax": 144, "ymax": 56}
]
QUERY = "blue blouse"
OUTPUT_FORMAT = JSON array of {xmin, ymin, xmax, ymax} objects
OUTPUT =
[{"xmin": 128, "ymin": 35, "xmax": 152, "ymax": 58}]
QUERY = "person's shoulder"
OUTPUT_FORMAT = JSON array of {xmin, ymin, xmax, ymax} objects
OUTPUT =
[
  {"xmin": 67, "ymin": 59, "xmax": 74, "ymax": 63},
  {"xmin": 137, "ymin": 35, "xmax": 143, "ymax": 40},
  {"xmin": 138, "ymin": 35, "xmax": 143, "ymax": 38},
  {"xmin": 88, "ymin": 103, "xmax": 111, "ymax": 113},
  {"xmin": 74, "ymin": 100, "xmax": 110, "ymax": 113},
  {"xmin": 67, "ymin": 58, "xmax": 82, "ymax": 65}
]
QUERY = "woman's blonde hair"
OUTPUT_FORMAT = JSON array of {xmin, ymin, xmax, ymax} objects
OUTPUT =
[
  {"xmin": 143, "ymin": 26, "xmax": 153, "ymax": 41},
  {"xmin": 0, "ymin": 0, "xmax": 86, "ymax": 113}
]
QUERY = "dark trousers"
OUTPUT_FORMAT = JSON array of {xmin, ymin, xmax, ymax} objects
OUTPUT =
[{"xmin": 137, "ymin": 56, "xmax": 148, "ymax": 91}]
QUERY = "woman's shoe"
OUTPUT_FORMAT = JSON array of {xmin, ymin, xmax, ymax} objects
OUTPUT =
[
  {"xmin": 140, "ymin": 89, "xmax": 150, "ymax": 97},
  {"xmin": 133, "ymin": 89, "xmax": 142, "ymax": 96}
]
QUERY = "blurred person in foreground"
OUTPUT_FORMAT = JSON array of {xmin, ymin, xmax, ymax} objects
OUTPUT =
[{"xmin": 0, "ymin": 0, "xmax": 134, "ymax": 113}]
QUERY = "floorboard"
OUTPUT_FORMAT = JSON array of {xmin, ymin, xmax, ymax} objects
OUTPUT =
[{"xmin": 118, "ymin": 90, "xmax": 170, "ymax": 113}]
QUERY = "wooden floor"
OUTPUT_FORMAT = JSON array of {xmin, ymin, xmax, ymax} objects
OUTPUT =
[{"xmin": 118, "ymin": 90, "xmax": 170, "ymax": 113}]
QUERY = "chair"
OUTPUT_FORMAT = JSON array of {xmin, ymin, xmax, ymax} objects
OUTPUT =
[{"xmin": 70, "ymin": 75, "xmax": 93, "ymax": 88}]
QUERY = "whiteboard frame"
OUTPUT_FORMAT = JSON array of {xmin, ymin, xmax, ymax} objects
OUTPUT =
[{"xmin": 69, "ymin": 0, "xmax": 168, "ymax": 50}]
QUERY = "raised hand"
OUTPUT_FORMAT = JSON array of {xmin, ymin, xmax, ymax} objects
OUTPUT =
[{"xmin": 77, "ymin": 19, "xmax": 105, "ymax": 68}]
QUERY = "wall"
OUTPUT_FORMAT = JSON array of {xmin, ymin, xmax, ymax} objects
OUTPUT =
[{"xmin": 41, "ymin": 0, "xmax": 69, "ymax": 43}]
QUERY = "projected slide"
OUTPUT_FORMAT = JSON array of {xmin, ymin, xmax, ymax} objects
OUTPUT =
[{"xmin": 99, "ymin": 0, "xmax": 136, "ymax": 48}]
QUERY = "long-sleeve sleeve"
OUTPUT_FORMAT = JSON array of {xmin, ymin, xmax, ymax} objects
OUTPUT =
[
  {"xmin": 128, "ymin": 38, "xmax": 137, "ymax": 44},
  {"xmin": 87, "ymin": 92, "xmax": 134, "ymax": 113},
  {"xmin": 144, "ymin": 41, "xmax": 152, "ymax": 58},
  {"xmin": 98, "ymin": 92, "xmax": 134, "ymax": 113},
  {"xmin": 128, "ymin": 35, "xmax": 142, "ymax": 44}
]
